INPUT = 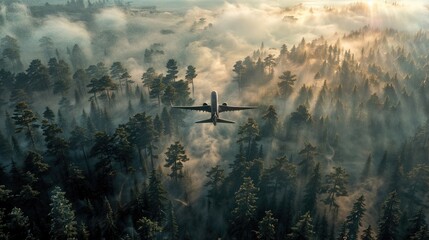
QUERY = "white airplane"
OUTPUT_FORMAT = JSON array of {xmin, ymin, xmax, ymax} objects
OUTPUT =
[{"xmin": 172, "ymin": 91, "xmax": 256, "ymax": 125}]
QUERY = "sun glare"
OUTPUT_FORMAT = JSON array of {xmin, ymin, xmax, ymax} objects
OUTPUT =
[{"xmin": 367, "ymin": 0, "xmax": 374, "ymax": 6}]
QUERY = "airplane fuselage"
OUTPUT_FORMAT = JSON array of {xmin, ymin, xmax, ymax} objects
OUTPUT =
[{"xmin": 211, "ymin": 91, "xmax": 219, "ymax": 125}]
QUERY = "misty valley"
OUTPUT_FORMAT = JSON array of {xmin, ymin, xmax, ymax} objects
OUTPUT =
[{"xmin": 0, "ymin": 0, "xmax": 428, "ymax": 239}]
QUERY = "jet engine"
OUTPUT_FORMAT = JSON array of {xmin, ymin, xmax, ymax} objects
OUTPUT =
[{"xmin": 222, "ymin": 102, "xmax": 227, "ymax": 106}]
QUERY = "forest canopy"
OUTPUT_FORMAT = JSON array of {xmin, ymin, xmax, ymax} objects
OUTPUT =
[{"xmin": 0, "ymin": 0, "xmax": 428, "ymax": 239}]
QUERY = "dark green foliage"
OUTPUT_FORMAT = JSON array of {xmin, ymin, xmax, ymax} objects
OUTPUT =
[
  {"xmin": 377, "ymin": 191, "xmax": 401, "ymax": 240},
  {"xmin": 41, "ymin": 119, "xmax": 69, "ymax": 160},
  {"xmin": 230, "ymin": 177, "xmax": 258, "ymax": 240},
  {"xmin": 147, "ymin": 170, "xmax": 167, "ymax": 222},
  {"xmin": 237, "ymin": 118, "xmax": 260, "ymax": 161},
  {"xmin": 164, "ymin": 141, "xmax": 189, "ymax": 181},
  {"xmin": 278, "ymin": 71, "xmax": 297, "ymax": 97},
  {"xmin": 43, "ymin": 106, "xmax": 55, "ymax": 122},
  {"xmin": 26, "ymin": 59, "xmax": 50, "ymax": 92},
  {"xmin": 185, "ymin": 65, "xmax": 197, "ymax": 98},
  {"xmin": 205, "ymin": 165, "xmax": 225, "ymax": 207},
  {"xmin": 165, "ymin": 201, "xmax": 178, "ymax": 240},
  {"xmin": 361, "ymin": 225, "xmax": 375, "ymax": 240},
  {"xmin": 302, "ymin": 163, "xmax": 321, "ymax": 214},
  {"xmin": 165, "ymin": 59, "xmax": 178, "ymax": 83},
  {"xmin": 49, "ymin": 186, "xmax": 78, "ymax": 240},
  {"xmin": 345, "ymin": 195, "xmax": 366, "ymax": 240},
  {"xmin": 256, "ymin": 210, "xmax": 277, "ymax": 240},
  {"xmin": 261, "ymin": 105, "xmax": 278, "ymax": 137},
  {"xmin": 137, "ymin": 216, "xmax": 162, "ymax": 240},
  {"xmin": 286, "ymin": 212, "xmax": 314, "ymax": 240},
  {"xmin": 12, "ymin": 102, "xmax": 39, "ymax": 149},
  {"xmin": 405, "ymin": 209, "xmax": 428, "ymax": 240},
  {"xmin": 321, "ymin": 167, "xmax": 348, "ymax": 210}
]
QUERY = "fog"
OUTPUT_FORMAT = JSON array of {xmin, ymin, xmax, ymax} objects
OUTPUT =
[{"xmin": 0, "ymin": 0, "xmax": 428, "ymax": 238}]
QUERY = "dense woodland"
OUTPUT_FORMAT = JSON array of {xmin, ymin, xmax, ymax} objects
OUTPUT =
[{"xmin": 0, "ymin": 1, "xmax": 428, "ymax": 240}]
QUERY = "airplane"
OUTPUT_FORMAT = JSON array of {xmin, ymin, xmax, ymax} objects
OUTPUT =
[{"xmin": 171, "ymin": 91, "xmax": 256, "ymax": 125}]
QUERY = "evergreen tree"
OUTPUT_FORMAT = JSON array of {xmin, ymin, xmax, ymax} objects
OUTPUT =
[
  {"xmin": 165, "ymin": 59, "xmax": 178, "ymax": 83},
  {"xmin": 43, "ymin": 107, "xmax": 55, "ymax": 123},
  {"xmin": 286, "ymin": 212, "xmax": 314, "ymax": 240},
  {"xmin": 26, "ymin": 59, "xmax": 50, "ymax": 92},
  {"xmin": 278, "ymin": 71, "xmax": 297, "ymax": 97},
  {"xmin": 164, "ymin": 141, "xmax": 189, "ymax": 181},
  {"xmin": 256, "ymin": 210, "xmax": 277, "ymax": 240},
  {"xmin": 49, "ymin": 186, "xmax": 78, "ymax": 240},
  {"xmin": 137, "ymin": 216, "xmax": 162, "ymax": 240},
  {"xmin": 141, "ymin": 67, "xmax": 157, "ymax": 93},
  {"xmin": 12, "ymin": 102, "xmax": 39, "ymax": 149},
  {"xmin": 345, "ymin": 195, "xmax": 366, "ymax": 240},
  {"xmin": 298, "ymin": 143, "xmax": 318, "ymax": 177},
  {"xmin": 41, "ymin": 119, "xmax": 69, "ymax": 161},
  {"xmin": 8, "ymin": 207, "xmax": 32, "ymax": 240},
  {"xmin": 0, "ymin": 130, "xmax": 12, "ymax": 160},
  {"xmin": 405, "ymin": 209, "xmax": 428, "ymax": 240},
  {"xmin": 377, "ymin": 191, "xmax": 401, "ymax": 240},
  {"xmin": 101, "ymin": 197, "xmax": 118, "ymax": 239},
  {"xmin": 149, "ymin": 75, "xmax": 165, "ymax": 106},
  {"xmin": 361, "ymin": 225, "xmax": 375, "ymax": 240},
  {"xmin": 205, "ymin": 165, "xmax": 225, "ymax": 207},
  {"xmin": 165, "ymin": 201, "xmax": 178, "ymax": 240},
  {"xmin": 321, "ymin": 167, "xmax": 348, "ymax": 211},
  {"xmin": 147, "ymin": 170, "xmax": 167, "ymax": 222},
  {"xmin": 230, "ymin": 177, "xmax": 258, "ymax": 240},
  {"xmin": 153, "ymin": 114, "xmax": 163, "ymax": 137},
  {"xmin": 261, "ymin": 105, "xmax": 278, "ymax": 137},
  {"xmin": 161, "ymin": 107, "xmax": 172, "ymax": 136},
  {"xmin": 237, "ymin": 118, "xmax": 260, "ymax": 161},
  {"xmin": 302, "ymin": 163, "xmax": 322, "ymax": 214},
  {"xmin": 185, "ymin": 65, "xmax": 197, "ymax": 98}
]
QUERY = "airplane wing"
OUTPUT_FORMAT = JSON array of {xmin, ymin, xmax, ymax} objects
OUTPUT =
[
  {"xmin": 172, "ymin": 105, "xmax": 211, "ymax": 112},
  {"xmin": 218, "ymin": 105, "xmax": 257, "ymax": 113}
]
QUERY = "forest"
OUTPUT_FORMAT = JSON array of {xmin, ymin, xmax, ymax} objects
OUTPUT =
[{"xmin": 0, "ymin": 0, "xmax": 428, "ymax": 239}]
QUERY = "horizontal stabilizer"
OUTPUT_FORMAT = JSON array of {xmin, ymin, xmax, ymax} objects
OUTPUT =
[
  {"xmin": 217, "ymin": 118, "xmax": 235, "ymax": 124},
  {"xmin": 195, "ymin": 118, "xmax": 213, "ymax": 124}
]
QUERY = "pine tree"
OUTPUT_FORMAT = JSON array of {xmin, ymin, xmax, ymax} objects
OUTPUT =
[
  {"xmin": 205, "ymin": 165, "xmax": 225, "ymax": 207},
  {"xmin": 137, "ymin": 216, "xmax": 162, "ymax": 240},
  {"xmin": 8, "ymin": 207, "xmax": 32, "ymax": 240},
  {"xmin": 185, "ymin": 65, "xmax": 197, "ymax": 98},
  {"xmin": 405, "ymin": 209, "xmax": 428, "ymax": 240},
  {"xmin": 286, "ymin": 212, "xmax": 314, "ymax": 240},
  {"xmin": 165, "ymin": 201, "xmax": 178, "ymax": 240},
  {"xmin": 278, "ymin": 71, "xmax": 297, "ymax": 97},
  {"xmin": 237, "ymin": 118, "xmax": 260, "ymax": 161},
  {"xmin": 165, "ymin": 59, "xmax": 178, "ymax": 83},
  {"xmin": 230, "ymin": 177, "xmax": 258, "ymax": 240},
  {"xmin": 256, "ymin": 210, "xmax": 277, "ymax": 240},
  {"xmin": 321, "ymin": 167, "xmax": 348, "ymax": 211},
  {"xmin": 361, "ymin": 225, "xmax": 375, "ymax": 240},
  {"xmin": 12, "ymin": 102, "xmax": 39, "ymax": 149},
  {"xmin": 261, "ymin": 105, "xmax": 278, "ymax": 137},
  {"xmin": 164, "ymin": 141, "xmax": 189, "ymax": 181},
  {"xmin": 49, "ymin": 186, "xmax": 78, "ymax": 240},
  {"xmin": 147, "ymin": 170, "xmax": 167, "ymax": 222},
  {"xmin": 345, "ymin": 195, "xmax": 366, "ymax": 240},
  {"xmin": 302, "ymin": 163, "xmax": 321, "ymax": 214},
  {"xmin": 377, "ymin": 191, "xmax": 401, "ymax": 240},
  {"xmin": 43, "ymin": 106, "xmax": 55, "ymax": 122}
]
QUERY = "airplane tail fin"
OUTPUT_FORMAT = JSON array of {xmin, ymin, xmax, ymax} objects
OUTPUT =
[
  {"xmin": 195, "ymin": 118, "xmax": 213, "ymax": 124},
  {"xmin": 217, "ymin": 118, "xmax": 235, "ymax": 124}
]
